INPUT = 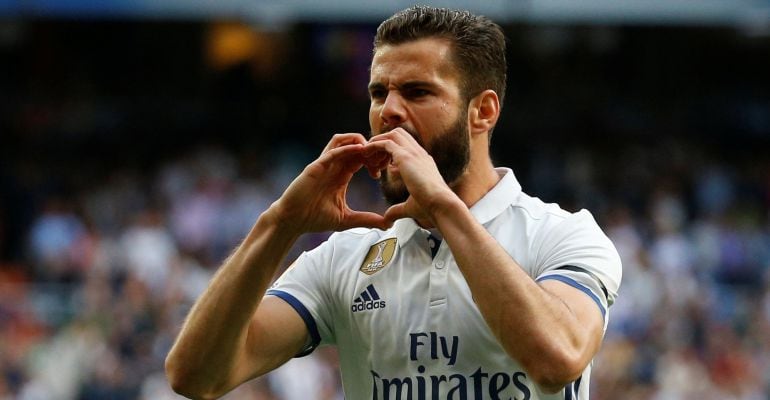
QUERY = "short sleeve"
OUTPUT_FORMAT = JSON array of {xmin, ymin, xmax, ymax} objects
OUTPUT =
[
  {"xmin": 266, "ymin": 240, "xmax": 336, "ymax": 356},
  {"xmin": 534, "ymin": 209, "xmax": 622, "ymax": 324}
]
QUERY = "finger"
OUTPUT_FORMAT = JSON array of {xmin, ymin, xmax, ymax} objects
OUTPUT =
[
  {"xmin": 318, "ymin": 143, "xmax": 364, "ymax": 165},
  {"xmin": 365, "ymin": 131, "xmax": 426, "ymax": 159},
  {"xmin": 341, "ymin": 211, "xmax": 391, "ymax": 230},
  {"xmin": 366, "ymin": 164, "xmax": 381, "ymax": 179},
  {"xmin": 322, "ymin": 133, "xmax": 367, "ymax": 153},
  {"xmin": 362, "ymin": 139, "xmax": 400, "ymax": 157},
  {"xmin": 367, "ymin": 132, "xmax": 401, "ymax": 145},
  {"xmin": 363, "ymin": 150, "xmax": 390, "ymax": 178},
  {"xmin": 314, "ymin": 144, "xmax": 366, "ymax": 178},
  {"xmin": 363, "ymin": 140, "xmax": 416, "ymax": 172},
  {"xmin": 369, "ymin": 128, "xmax": 418, "ymax": 146},
  {"xmin": 383, "ymin": 202, "xmax": 411, "ymax": 224}
]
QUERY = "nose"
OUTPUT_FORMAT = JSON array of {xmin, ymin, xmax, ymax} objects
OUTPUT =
[{"xmin": 379, "ymin": 91, "xmax": 407, "ymax": 127}]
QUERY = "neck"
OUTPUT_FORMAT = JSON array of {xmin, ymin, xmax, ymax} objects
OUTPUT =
[
  {"xmin": 413, "ymin": 156, "xmax": 500, "ymax": 229},
  {"xmin": 452, "ymin": 156, "xmax": 500, "ymax": 208}
]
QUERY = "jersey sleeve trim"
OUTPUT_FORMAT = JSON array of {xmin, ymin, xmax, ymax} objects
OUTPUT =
[
  {"xmin": 266, "ymin": 289, "xmax": 321, "ymax": 357},
  {"xmin": 536, "ymin": 275, "xmax": 606, "ymax": 320},
  {"xmin": 555, "ymin": 265, "xmax": 609, "ymax": 302}
]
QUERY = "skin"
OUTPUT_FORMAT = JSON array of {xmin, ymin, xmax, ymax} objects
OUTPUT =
[{"xmin": 165, "ymin": 37, "xmax": 605, "ymax": 399}]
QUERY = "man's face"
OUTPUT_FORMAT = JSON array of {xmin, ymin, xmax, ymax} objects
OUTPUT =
[{"xmin": 368, "ymin": 38, "xmax": 471, "ymax": 204}]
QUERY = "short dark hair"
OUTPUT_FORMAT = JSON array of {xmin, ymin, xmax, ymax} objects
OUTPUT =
[{"xmin": 374, "ymin": 6, "xmax": 507, "ymax": 107}]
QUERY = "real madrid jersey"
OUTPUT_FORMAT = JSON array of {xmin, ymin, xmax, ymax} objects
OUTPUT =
[{"xmin": 267, "ymin": 168, "xmax": 622, "ymax": 400}]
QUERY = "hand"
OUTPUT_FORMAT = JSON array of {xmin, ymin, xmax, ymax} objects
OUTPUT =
[
  {"xmin": 364, "ymin": 128, "xmax": 458, "ymax": 225},
  {"xmin": 272, "ymin": 133, "xmax": 390, "ymax": 233}
]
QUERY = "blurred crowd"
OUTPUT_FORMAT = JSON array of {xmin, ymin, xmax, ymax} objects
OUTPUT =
[
  {"xmin": 594, "ymin": 152, "xmax": 770, "ymax": 399},
  {"xmin": 1, "ymin": 19, "xmax": 770, "ymax": 400},
  {"xmin": 0, "ymin": 146, "xmax": 366, "ymax": 399}
]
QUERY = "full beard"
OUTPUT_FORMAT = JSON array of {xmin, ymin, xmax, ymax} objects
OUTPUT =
[{"xmin": 377, "ymin": 113, "xmax": 471, "ymax": 205}]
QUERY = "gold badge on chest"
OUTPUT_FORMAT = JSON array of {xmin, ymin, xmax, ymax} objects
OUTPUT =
[{"xmin": 360, "ymin": 238, "xmax": 397, "ymax": 275}]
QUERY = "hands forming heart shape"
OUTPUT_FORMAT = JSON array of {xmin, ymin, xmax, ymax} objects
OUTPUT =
[{"xmin": 273, "ymin": 130, "xmax": 456, "ymax": 234}]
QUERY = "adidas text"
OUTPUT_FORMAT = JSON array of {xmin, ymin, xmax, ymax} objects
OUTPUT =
[{"xmin": 352, "ymin": 300, "xmax": 386, "ymax": 313}]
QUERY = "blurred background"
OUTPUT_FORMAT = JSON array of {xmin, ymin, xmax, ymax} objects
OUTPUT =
[{"xmin": 1, "ymin": 0, "xmax": 770, "ymax": 399}]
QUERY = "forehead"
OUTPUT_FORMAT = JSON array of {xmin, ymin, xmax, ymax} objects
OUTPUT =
[{"xmin": 370, "ymin": 38, "xmax": 459, "ymax": 87}]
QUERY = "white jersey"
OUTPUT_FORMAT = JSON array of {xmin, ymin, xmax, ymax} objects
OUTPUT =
[{"xmin": 267, "ymin": 168, "xmax": 622, "ymax": 400}]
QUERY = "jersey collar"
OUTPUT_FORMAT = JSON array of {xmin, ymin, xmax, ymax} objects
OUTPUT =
[
  {"xmin": 390, "ymin": 168, "xmax": 522, "ymax": 247},
  {"xmin": 468, "ymin": 167, "xmax": 522, "ymax": 226},
  {"xmin": 391, "ymin": 218, "xmax": 422, "ymax": 247}
]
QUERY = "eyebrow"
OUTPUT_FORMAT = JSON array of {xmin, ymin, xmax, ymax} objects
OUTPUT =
[
  {"xmin": 367, "ymin": 82, "xmax": 385, "ymax": 93},
  {"xmin": 367, "ymin": 80, "xmax": 438, "ymax": 93}
]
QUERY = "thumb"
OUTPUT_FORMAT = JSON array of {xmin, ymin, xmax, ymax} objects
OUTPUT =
[
  {"xmin": 341, "ymin": 211, "xmax": 391, "ymax": 230},
  {"xmin": 383, "ymin": 202, "xmax": 411, "ymax": 225}
]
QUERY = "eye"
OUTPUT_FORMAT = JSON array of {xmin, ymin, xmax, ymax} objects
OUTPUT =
[
  {"xmin": 406, "ymin": 88, "xmax": 430, "ymax": 98},
  {"xmin": 369, "ymin": 88, "xmax": 387, "ymax": 100}
]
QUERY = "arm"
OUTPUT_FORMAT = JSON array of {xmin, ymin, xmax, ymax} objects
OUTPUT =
[
  {"xmin": 366, "ymin": 129, "xmax": 606, "ymax": 393},
  {"xmin": 165, "ymin": 211, "xmax": 305, "ymax": 399},
  {"xmin": 165, "ymin": 134, "xmax": 388, "ymax": 399},
  {"xmin": 432, "ymin": 200, "xmax": 604, "ymax": 392}
]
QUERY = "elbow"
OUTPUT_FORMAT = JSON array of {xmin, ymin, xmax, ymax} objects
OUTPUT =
[
  {"xmin": 165, "ymin": 353, "xmax": 225, "ymax": 400},
  {"xmin": 165, "ymin": 355, "xmax": 202, "ymax": 399},
  {"xmin": 520, "ymin": 347, "xmax": 586, "ymax": 394}
]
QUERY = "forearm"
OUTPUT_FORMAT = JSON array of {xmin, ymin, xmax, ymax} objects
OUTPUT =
[
  {"xmin": 431, "ymin": 198, "xmax": 592, "ymax": 389},
  {"xmin": 166, "ymin": 206, "xmax": 301, "ymax": 397}
]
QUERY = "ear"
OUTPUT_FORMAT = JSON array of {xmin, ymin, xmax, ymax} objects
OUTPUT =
[{"xmin": 468, "ymin": 89, "xmax": 500, "ymax": 136}]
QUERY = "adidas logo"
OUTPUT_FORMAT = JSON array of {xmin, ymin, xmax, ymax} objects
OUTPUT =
[{"xmin": 351, "ymin": 284, "xmax": 386, "ymax": 313}]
